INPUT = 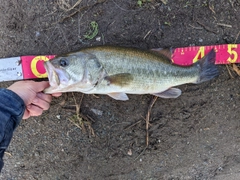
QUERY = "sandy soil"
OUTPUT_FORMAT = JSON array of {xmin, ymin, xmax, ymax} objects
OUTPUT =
[{"xmin": 0, "ymin": 0, "xmax": 240, "ymax": 179}]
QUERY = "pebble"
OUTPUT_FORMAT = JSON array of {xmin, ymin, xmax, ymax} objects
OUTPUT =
[
  {"xmin": 96, "ymin": 36, "xmax": 101, "ymax": 41},
  {"xmin": 91, "ymin": 108, "xmax": 103, "ymax": 116},
  {"xmin": 199, "ymin": 38, "xmax": 203, "ymax": 42},
  {"xmin": 127, "ymin": 149, "xmax": 132, "ymax": 156}
]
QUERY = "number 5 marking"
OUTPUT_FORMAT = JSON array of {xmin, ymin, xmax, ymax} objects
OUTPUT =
[{"xmin": 227, "ymin": 44, "xmax": 238, "ymax": 63}]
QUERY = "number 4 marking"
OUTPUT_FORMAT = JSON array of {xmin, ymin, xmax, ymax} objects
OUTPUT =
[{"xmin": 193, "ymin": 46, "xmax": 205, "ymax": 63}]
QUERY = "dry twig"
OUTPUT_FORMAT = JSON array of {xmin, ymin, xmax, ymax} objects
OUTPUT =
[
  {"xmin": 66, "ymin": 0, "xmax": 83, "ymax": 11},
  {"xmin": 57, "ymin": 0, "xmax": 82, "ymax": 11},
  {"xmin": 228, "ymin": 0, "xmax": 237, "ymax": 11},
  {"xmin": 226, "ymin": 65, "xmax": 234, "ymax": 78},
  {"xmin": 4, "ymin": 152, "xmax": 12, "ymax": 157},
  {"xmin": 124, "ymin": 119, "xmax": 142, "ymax": 130},
  {"xmin": 67, "ymin": 93, "xmax": 95, "ymax": 136},
  {"xmin": 134, "ymin": 146, "xmax": 147, "ymax": 161},
  {"xmin": 234, "ymin": 31, "xmax": 240, "ymax": 43},
  {"xmin": 58, "ymin": 1, "xmax": 105, "ymax": 24},
  {"xmin": 216, "ymin": 23, "xmax": 232, "ymax": 28},
  {"xmin": 59, "ymin": 4, "xmax": 93, "ymax": 23},
  {"xmin": 196, "ymin": 20, "xmax": 217, "ymax": 34},
  {"xmin": 145, "ymin": 96, "xmax": 158, "ymax": 146},
  {"xmin": 208, "ymin": 3, "xmax": 216, "ymax": 14},
  {"xmin": 143, "ymin": 30, "xmax": 152, "ymax": 40},
  {"xmin": 232, "ymin": 64, "xmax": 240, "ymax": 76},
  {"xmin": 189, "ymin": 24, "xmax": 203, "ymax": 30}
]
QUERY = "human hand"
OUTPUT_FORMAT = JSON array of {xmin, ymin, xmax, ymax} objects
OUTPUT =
[{"xmin": 7, "ymin": 81, "xmax": 61, "ymax": 119}]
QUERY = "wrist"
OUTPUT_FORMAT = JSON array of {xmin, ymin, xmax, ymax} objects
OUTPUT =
[{"xmin": 7, "ymin": 86, "xmax": 28, "ymax": 105}]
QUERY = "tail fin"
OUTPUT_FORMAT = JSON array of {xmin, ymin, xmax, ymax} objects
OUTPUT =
[{"xmin": 195, "ymin": 49, "xmax": 219, "ymax": 84}]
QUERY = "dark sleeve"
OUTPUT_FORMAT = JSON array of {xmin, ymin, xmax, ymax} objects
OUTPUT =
[{"xmin": 0, "ymin": 88, "xmax": 25, "ymax": 172}]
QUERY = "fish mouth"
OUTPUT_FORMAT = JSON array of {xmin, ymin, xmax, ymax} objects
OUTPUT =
[
  {"xmin": 44, "ymin": 61, "xmax": 60, "ymax": 87},
  {"xmin": 44, "ymin": 61, "xmax": 71, "ymax": 94}
]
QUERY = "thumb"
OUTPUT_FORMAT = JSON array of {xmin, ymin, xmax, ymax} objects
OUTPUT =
[{"xmin": 31, "ymin": 81, "xmax": 50, "ymax": 92}]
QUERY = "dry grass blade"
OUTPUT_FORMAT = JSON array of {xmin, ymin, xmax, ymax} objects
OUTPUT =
[
  {"xmin": 216, "ymin": 23, "xmax": 232, "ymax": 28},
  {"xmin": 208, "ymin": 3, "xmax": 216, "ymax": 14},
  {"xmin": 4, "ymin": 152, "xmax": 12, "ymax": 157},
  {"xmin": 234, "ymin": 31, "xmax": 240, "ymax": 43},
  {"xmin": 67, "ymin": 0, "xmax": 83, "ymax": 11},
  {"xmin": 143, "ymin": 30, "xmax": 152, "ymax": 40},
  {"xmin": 189, "ymin": 24, "xmax": 203, "ymax": 30},
  {"xmin": 57, "ymin": 0, "xmax": 71, "ymax": 11},
  {"xmin": 70, "ymin": 93, "xmax": 86, "ymax": 132},
  {"xmin": 59, "ymin": 98, "xmax": 66, "ymax": 106},
  {"xmin": 232, "ymin": 64, "xmax": 240, "ymax": 76},
  {"xmin": 134, "ymin": 146, "xmax": 147, "ymax": 161},
  {"xmin": 59, "ymin": 2, "xmax": 99, "ymax": 23},
  {"xmin": 160, "ymin": 0, "xmax": 168, "ymax": 4},
  {"xmin": 124, "ymin": 119, "xmax": 142, "ymax": 130},
  {"xmin": 145, "ymin": 96, "xmax": 158, "ymax": 146},
  {"xmin": 67, "ymin": 93, "xmax": 95, "ymax": 136},
  {"xmin": 226, "ymin": 65, "xmax": 234, "ymax": 78},
  {"xmin": 196, "ymin": 20, "xmax": 217, "ymax": 34},
  {"xmin": 72, "ymin": 92, "xmax": 81, "ymax": 116},
  {"xmin": 57, "ymin": 0, "xmax": 82, "ymax": 11}
]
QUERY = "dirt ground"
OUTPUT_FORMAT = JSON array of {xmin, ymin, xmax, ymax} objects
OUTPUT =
[{"xmin": 0, "ymin": 0, "xmax": 240, "ymax": 179}]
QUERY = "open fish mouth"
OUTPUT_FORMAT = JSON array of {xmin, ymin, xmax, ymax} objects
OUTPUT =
[
  {"xmin": 44, "ymin": 60, "xmax": 73, "ymax": 94},
  {"xmin": 44, "ymin": 61, "xmax": 60, "ymax": 87}
]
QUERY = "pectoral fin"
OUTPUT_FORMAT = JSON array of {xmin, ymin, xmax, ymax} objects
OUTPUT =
[
  {"xmin": 107, "ymin": 92, "xmax": 129, "ymax": 101},
  {"xmin": 152, "ymin": 88, "xmax": 182, "ymax": 98},
  {"xmin": 105, "ymin": 73, "xmax": 133, "ymax": 87}
]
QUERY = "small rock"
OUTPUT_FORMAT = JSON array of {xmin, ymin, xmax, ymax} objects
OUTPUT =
[
  {"xmin": 127, "ymin": 149, "xmax": 132, "ymax": 156},
  {"xmin": 91, "ymin": 108, "xmax": 103, "ymax": 116},
  {"xmin": 35, "ymin": 31, "xmax": 40, "ymax": 37},
  {"xmin": 96, "ymin": 36, "xmax": 101, "ymax": 41}
]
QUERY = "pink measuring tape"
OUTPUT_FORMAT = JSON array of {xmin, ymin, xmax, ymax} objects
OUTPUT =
[{"xmin": 172, "ymin": 44, "xmax": 239, "ymax": 65}]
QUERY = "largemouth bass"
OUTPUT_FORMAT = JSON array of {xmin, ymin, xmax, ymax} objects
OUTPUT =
[{"xmin": 44, "ymin": 46, "xmax": 219, "ymax": 101}]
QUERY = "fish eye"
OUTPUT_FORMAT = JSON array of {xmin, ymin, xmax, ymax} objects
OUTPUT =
[{"xmin": 59, "ymin": 58, "xmax": 69, "ymax": 67}]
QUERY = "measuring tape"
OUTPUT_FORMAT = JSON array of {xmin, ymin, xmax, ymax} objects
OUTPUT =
[
  {"xmin": 0, "ymin": 55, "xmax": 55, "ymax": 82},
  {"xmin": 0, "ymin": 44, "xmax": 239, "ymax": 82},
  {"xmin": 172, "ymin": 44, "xmax": 239, "ymax": 65}
]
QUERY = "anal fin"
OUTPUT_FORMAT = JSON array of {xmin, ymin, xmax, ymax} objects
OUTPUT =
[
  {"xmin": 152, "ymin": 88, "xmax": 182, "ymax": 98},
  {"xmin": 107, "ymin": 92, "xmax": 129, "ymax": 101}
]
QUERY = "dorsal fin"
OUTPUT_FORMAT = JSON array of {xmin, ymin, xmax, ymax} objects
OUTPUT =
[{"xmin": 150, "ymin": 48, "xmax": 173, "ymax": 60}]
